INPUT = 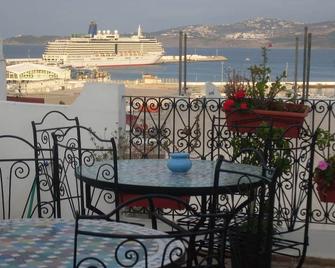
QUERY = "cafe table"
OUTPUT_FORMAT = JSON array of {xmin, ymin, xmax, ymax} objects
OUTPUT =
[
  {"xmin": 78, "ymin": 159, "xmax": 268, "ymax": 196},
  {"xmin": 0, "ymin": 218, "xmax": 184, "ymax": 268}
]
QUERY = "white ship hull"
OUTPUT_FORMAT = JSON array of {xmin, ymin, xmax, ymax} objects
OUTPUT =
[
  {"xmin": 42, "ymin": 24, "xmax": 164, "ymax": 68},
  {"xmin": 63, "ymin": 53, "xmax": 162, "ymax": 68}
]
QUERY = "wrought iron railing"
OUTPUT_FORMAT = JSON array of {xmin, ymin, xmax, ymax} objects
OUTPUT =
[{"xmin": 124, "ymin": 96, "xmax": 335, "ymax": 224}]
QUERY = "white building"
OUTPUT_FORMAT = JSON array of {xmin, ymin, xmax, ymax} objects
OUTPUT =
[{"xmin": 6, "ymin": 63, "xmax": 70, "ymax": 82}]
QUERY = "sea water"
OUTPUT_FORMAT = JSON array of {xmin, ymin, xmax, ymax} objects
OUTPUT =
[{"xmin": 3, "ymin": 45, "xmax": 335, "ymax": 82}]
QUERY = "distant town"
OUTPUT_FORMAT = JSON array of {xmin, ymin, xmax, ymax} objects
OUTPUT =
[{"xmin": 4, "ymin": 17, "xmax": 335, "ymax": 48}]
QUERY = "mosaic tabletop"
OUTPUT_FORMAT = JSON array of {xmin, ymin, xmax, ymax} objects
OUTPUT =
[
  {"xmin": 0, "ymin": 218, "xmax": 183, "ymax": 268},
  {"xmin": 80, "ymin": 159, "xmax": 270, "ymax": 195}
]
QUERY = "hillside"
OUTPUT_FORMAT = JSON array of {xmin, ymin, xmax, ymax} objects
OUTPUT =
[
  {"xmin": 153, "ymin": 17, "xmax": 335, "ymax": 48},
  {"xmin": 4, "ymin": 35, "xmax": 63, "ymax": 45},
  {"xmin": 4, "ymin": 17, "xmax": 335, "ymax": 48}
]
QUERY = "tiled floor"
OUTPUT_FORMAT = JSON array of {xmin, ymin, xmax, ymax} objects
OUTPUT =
[
  {"xmin": 269, "ymin": 256, "xmax": 335, "ymax": 268},
  {"xmin": 272, "ymin": 258, "xmax": 335, "ymax": 268},
  {"xmin": 124, "ymin": 214, "xmax": 335, "ymax": 268},
  {"xmin": 222, "ymin": 256, "xmax": 335, "ymax": 267}
]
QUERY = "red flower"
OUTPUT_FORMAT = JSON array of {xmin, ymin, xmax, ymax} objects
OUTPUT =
[
  {"xmin": 234, "ymin": 89, "xmax": 246, "ymax": 100},
  {"xmin": 240, "ymin": 102, "xmax": 248, "ymax": 110},
  {"xmin": 223, "ymin": 99, "xmax": 235, "ymax": 111}
]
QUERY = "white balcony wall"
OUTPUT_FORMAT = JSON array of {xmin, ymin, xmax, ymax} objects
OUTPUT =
[
  {"xmin": 0, "ymin": 82, "xmax": 126, "ymax": 140},
  {"xmin": 0, "ymin": 82, "xmax": 126, "ymax": 219}
]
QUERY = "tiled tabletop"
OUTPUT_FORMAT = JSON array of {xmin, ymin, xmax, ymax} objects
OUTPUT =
[
  {"xmin": 80, "ymin": 159, "xmax": 268, "ymax": 195},
  {"xmin": 0, "ymin": 218, "xmax": 182, "ymax": 268}
]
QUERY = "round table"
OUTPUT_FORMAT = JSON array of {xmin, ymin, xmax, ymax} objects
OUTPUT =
[
  {"xmin": 78, "ymin": 159, "xmax": 268, "ymax": 196},
  {"xmin": 0, "ymin": 218, "xmax": 183, "ymax": 268}
]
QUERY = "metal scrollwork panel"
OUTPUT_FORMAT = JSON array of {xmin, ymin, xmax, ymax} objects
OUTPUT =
[{"xmin": 124, "ymin": 96, "xmax": 335, "ymax": 225}]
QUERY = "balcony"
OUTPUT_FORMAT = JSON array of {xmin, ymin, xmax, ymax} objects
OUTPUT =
[{"xmin": 1, "ymin": 83, "xmax": 335, "ymax": 266}]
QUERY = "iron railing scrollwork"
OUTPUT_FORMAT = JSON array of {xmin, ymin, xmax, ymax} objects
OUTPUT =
[{"xmin": 124, "ymin": 96, "xmax": 335, "ymax": 225}]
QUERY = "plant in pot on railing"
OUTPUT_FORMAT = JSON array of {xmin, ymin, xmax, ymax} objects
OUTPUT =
[
  {"xmin": 222, "ymin": 47, "xmax": 310, "ymax": 138},
  {"xmin": 314, "ymin": 129, "xmax": 335, "ymax": 202}
]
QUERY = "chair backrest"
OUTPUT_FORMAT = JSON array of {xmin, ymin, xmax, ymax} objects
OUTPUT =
[
  {"xmin": 31, "ymin": 110, "xmax": 80, "ymax": 153},
  {"xmin": 53, "ymin": 125, "xmax": 118, "ymax": 217},
  {"xmin": 272, "ymin": 128, "xmax": 319, "ymax": 236},
  {"xmin": 213, "ymin": 150, "xmax": 280, "ymax": 268},
  {"xmin": 73, "ymin": 193, "xmax": 227, "ymax": 268},
  {"xmin": 0, "ymin": 135, "xmax": 54, "ymax": 219},
  {"xmin": 31, "ymin": 111, "xmax": 80, "ymax": 218}
]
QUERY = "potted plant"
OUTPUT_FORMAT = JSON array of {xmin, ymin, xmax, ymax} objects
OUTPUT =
[
  {"xmin": 230, "ymin": 122, "xmax": 291, "ymax": 174},
  {"xmin": 314, "ymin": 130, "xmax": 335, "ymax": 202},
  {"xmin": 314, "ymin": 157, "xmax": 335, "ymax": 202},
  {"xmin": 222, "ymin": 47, "xmax": 310, "ymax": 138},
  {"xmin": 229, "ymin": 213, "xmax": 273, "ymax": 268}
]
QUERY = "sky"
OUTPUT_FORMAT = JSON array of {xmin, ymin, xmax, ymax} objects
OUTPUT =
[{"xmin": 1, "ymin": 0, "xmax": 335, "ymax": 38}]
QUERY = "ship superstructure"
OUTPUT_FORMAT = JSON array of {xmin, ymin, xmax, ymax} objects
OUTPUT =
[{"xmin": 42, "ymin": 23, "xmax": 164, "ymax": 68}]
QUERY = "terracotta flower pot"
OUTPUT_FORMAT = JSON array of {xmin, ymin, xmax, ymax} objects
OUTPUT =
[
  {"xmin": 225, "ymin": 103, "xmax": 309, "ymax": 138},
  {"xmin": 316, "ymin": 183, "xmax": 335, "ymax": 203}
]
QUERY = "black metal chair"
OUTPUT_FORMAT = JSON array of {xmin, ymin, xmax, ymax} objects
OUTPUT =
[
  {"xmin": 73, "ymin": 193, "xmax": 228, "ymax": 268},
  {"xmin": 31, "ymin": 110, "xmax": 80, "ymax": 218},
  {"xmin": 53, "ymin": 125, "xmax": 118, "ymax": 217},
  {"xmin": 213, "ymin": 149, "xmax": 280, "ymax": 268},
  {"xmin": 178, "ymin": 146, "xmax": 279, "ymax": 267},
  {"xmin": 211, "ymin": 114, "xmax": 320, "ymax": 267},
  {"xmin": 271, "ymin": 128, "xmax": 319, "ymax": 268},
  {"xmin": 0, "ymin": 135, "xmax": 54, "ymax": 219}
]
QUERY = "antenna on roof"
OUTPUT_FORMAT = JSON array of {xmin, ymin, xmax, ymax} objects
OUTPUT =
[{"xmin": 138, "ymin": 25, "xmax": 143, "ymax": 38}]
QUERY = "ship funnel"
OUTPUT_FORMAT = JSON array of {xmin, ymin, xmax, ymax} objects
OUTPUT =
[{"xmin": 88, "ymin": 21, "xmax": 98, "ymax": 37}]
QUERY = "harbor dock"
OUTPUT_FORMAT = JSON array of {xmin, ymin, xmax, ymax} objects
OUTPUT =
[{"xmin": 158, "ymin": 54, "xmax": 227, "ymax": 63}]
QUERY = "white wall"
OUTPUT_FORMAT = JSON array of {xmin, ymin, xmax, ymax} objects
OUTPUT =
[
  {"xmin": 0, "ymin": 82, "xmax": 126, "ymax": 220},
  {"xmin": 0, "ymin": 82, "xmax": 126, "ymax": 140}
]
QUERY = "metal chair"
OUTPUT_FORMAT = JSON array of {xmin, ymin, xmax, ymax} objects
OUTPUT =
[
  {"xmin": 31, "ymin": 110, "xmax": 80, "ymax": 218},
  {"xmin": 53, "ymin": 125, "xmax": 118, "ymax": 217},
  {"xmin": 0, "ymin": 135, "xmax": 54, "ymax": 219},
  {"xmin": 73, "ymin": 193, "xmax": 228, "ymax": 268},
  {"xmin": 211, "ymin": 114, "xmax": 319, "ymax": 267},
  {"xmin": 213, "ymin": 149, "xmax": 280, "ymax": 268},
  {"xmin": 271, "ymin": 128, "xmax": 319, "ymax": 268}
]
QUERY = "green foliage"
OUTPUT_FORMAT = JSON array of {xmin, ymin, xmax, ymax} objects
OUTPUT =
[
  {"xmin": 231, "ymin": 123, "xmax": 291, "ymax": 174},
  {"xmin": 316, "ymin": 129, "xmax": 335, "ymax": 150},
  {"xmin": 223, "ymin": 47, "xmax": 292, "ymax": 112},
  {"xmin": 246, "ymin": 47, "xmax": 288, "ymax": 108}
]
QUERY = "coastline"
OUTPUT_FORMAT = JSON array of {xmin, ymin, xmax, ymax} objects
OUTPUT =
[{"xmin": 7, "ymin": 80, "xmax": 335, "ymax": 105}]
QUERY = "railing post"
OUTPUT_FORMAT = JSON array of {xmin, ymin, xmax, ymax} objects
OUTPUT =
[
  {"xmin": 178, "ymin": 31, "xmax": 183, "ymax": 96},
  {"xmin": 183, "ymin": 33, "xmax": 187, "ymax": 95},
  {"xmin": 51, "ymin": 132, "xmax": 61, "ymax": 218}
]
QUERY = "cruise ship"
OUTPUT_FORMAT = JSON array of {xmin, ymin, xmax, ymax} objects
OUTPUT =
[{"xmin": 42, "ymin": 22, "xmax": 164, "ymax": 68}]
